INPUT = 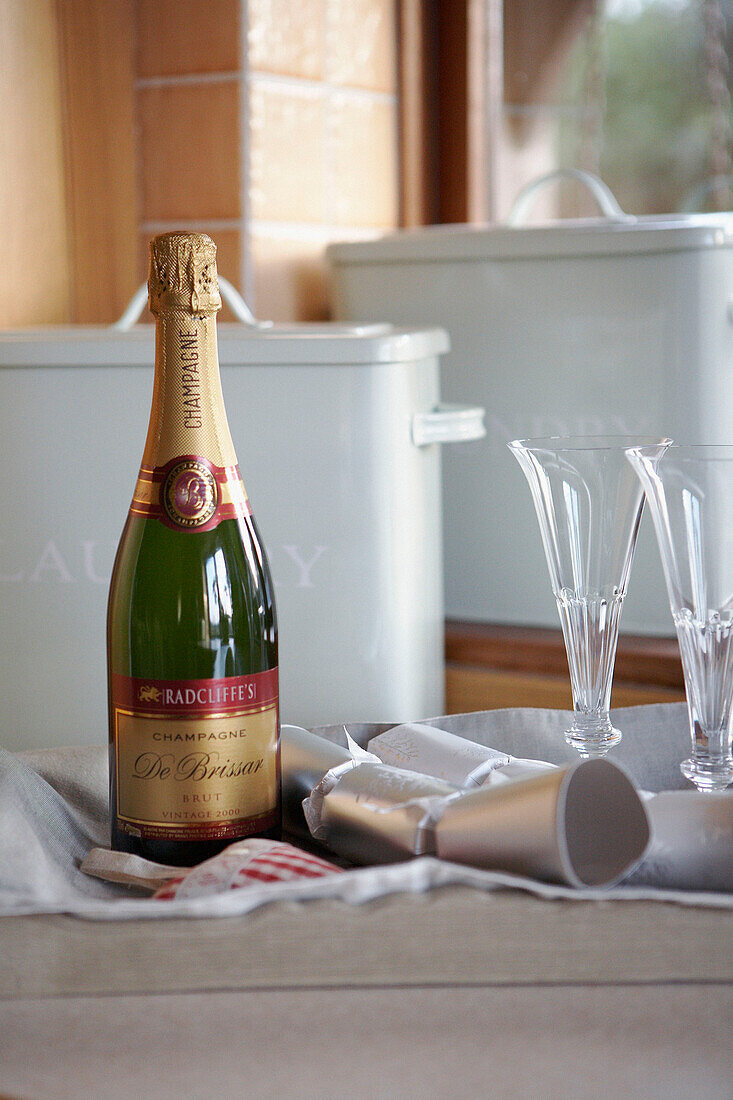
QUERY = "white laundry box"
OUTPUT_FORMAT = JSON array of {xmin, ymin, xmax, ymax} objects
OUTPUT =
[
  {"xmin": 328, "ymin": 212, "xmax": 733, "ymax": 636},
  {"xmin": 0, "ymin": 320, "xmax": 484, "ymax": 752}
]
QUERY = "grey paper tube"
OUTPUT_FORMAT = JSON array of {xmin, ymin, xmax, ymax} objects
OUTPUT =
[{"xmin": 435, "ymin": 758, "xmax": 650, "ymax": 888}]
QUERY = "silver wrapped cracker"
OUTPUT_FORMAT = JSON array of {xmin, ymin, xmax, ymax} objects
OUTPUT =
[
  {"xmin": 285, "ymin": 724, "xmax": 651, "ymax": 889},
  {"xmin": 436, "ymin": 758, "xmax": 650, "ymax": 888},
  {"xmin": 280, "ymin": 724, "xmax": 360, "ymax": 839},
  {"xmin": 303, "ymin": 759, "xmax": 459, "ymax": 864},
  {"xmin": 368, "ymin": 722, "xmax": 556, "ymax": 788},
  {"xmin": 631, "ymin": 790, "xmax": 733, "ymax": 892}
]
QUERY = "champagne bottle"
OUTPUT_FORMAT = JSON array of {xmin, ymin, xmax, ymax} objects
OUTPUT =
[{"xmin": 107, "ymin": 232, "xmax": 279, "ymax": 865}]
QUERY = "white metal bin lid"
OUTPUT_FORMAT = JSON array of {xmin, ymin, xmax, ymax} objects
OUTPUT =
[
  {"xmin": 326, "ymin": 213, "xmax": 733, "ymax": 265},
  {"xmin": 0, "ymin": 322, "xmax": 449, "ymax": 368}
]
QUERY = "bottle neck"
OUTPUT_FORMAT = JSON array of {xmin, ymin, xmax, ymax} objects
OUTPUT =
[{"xmin": 142, "ymin": 310, "xmax": 237, "ymax": 469}]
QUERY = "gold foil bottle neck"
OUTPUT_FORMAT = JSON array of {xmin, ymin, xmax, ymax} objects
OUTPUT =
[{"xmin": 148, "ymin": 232, "xmax": 222, "ymax": 315}]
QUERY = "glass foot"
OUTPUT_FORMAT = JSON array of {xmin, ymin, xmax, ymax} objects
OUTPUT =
[
  {"xmin": 680, "ymin": 757, "xmax": 733, "ymax": 793},
  {"xmin": 565, "ymin": 717, "xmax": 622, "ymax": 759}
]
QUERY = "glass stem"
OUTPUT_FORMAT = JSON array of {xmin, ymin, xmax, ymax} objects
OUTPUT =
[
  {"xmin": 680, "ymin": 711, "xmax": 733, "ymax": 792},
  {"xmin": 676, "ymin": 615, "xmax": 733, "ymax": 792},
  {"xmin": 557, "ymin": 592, "xmax": 623, "ymax": 757}
]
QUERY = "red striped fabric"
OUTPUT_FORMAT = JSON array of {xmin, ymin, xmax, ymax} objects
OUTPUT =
[{"xmin": 152, "ymin": 839, "xmax": 342, "ymax": 900}]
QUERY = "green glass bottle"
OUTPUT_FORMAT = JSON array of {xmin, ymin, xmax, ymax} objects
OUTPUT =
[{"xmin": 107, "ymin": 232, "xmax": 279, "ymax": 866}]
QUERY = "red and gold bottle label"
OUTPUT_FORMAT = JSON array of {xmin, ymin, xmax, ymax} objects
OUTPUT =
[
  {"xmin": 130, "ymin": 456, "xmax": 251, "ymax": 532},
  {"xmin": 111, "ymin": 668, "xmax": 279, "ymax": 841}
]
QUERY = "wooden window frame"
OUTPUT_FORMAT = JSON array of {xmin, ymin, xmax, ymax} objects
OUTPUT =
[
  {"xmin": 397, "ymin": 0, "xmax": 495, "ymax": 225},
  {"xmin": 397, "ymin": 0, "xmax": 595, "ymax": 227}
]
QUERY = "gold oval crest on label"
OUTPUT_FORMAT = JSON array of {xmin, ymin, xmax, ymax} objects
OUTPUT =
[{"xmin": 162, "ymin": 459, "xmax": 218, "ymax": 528}]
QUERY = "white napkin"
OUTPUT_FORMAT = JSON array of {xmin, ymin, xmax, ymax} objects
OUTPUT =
[{"xmin": 2, "ymin": 704, "xmax": 732, "ymax": 918}]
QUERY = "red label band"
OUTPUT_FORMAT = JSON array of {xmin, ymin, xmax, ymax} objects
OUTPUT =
[
  {"xmin": 112, "ymin": 668, "xmax": 279, "ymax": 716},
  {"xmin": 130, "ymin": 456, "xmax": 252, "ymax": 532}
]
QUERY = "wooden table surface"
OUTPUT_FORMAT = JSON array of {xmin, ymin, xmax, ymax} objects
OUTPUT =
[{"xmin": 1, "ymin": 888, "xmax": 732, "ymax": 1098}]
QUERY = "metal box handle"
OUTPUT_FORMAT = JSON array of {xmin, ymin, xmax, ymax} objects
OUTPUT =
[
  {"xmin": 505, "ymin": 169, "xmax": 632, "ymax": 226},
  {"xmin": 112, "ymin": 278, "xmax": 273, "ymax": 330},
  {"xmin": 412, "ymin": 404, "xmax": 486, "ymax": 446}
]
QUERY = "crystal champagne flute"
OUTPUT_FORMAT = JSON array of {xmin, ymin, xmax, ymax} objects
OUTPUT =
[
  {"xmin": 627, "ymin": 445, "xmax": 733, "ymax": 792},
  {"xmin": 509, "ymin": 436, "xmax": 670, "ymax": 758}
]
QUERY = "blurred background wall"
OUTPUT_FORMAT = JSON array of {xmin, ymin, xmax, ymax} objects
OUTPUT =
[
  {"xmin": 0, "ymin": 0, "xmax": 398, "ymax": 326},
  {"xmin": 2, "ymin": 0, "xmax": 732, "ymax": 327}
]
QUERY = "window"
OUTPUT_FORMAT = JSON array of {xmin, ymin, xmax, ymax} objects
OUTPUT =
[{"xmin": 499, "ymin": 0, "xmax": 733, "ymax": 220}]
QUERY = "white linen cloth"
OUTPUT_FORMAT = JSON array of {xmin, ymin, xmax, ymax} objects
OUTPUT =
[{"xmin": 1, "ymin": 703, "xmax": 732, "ymax": 919}]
